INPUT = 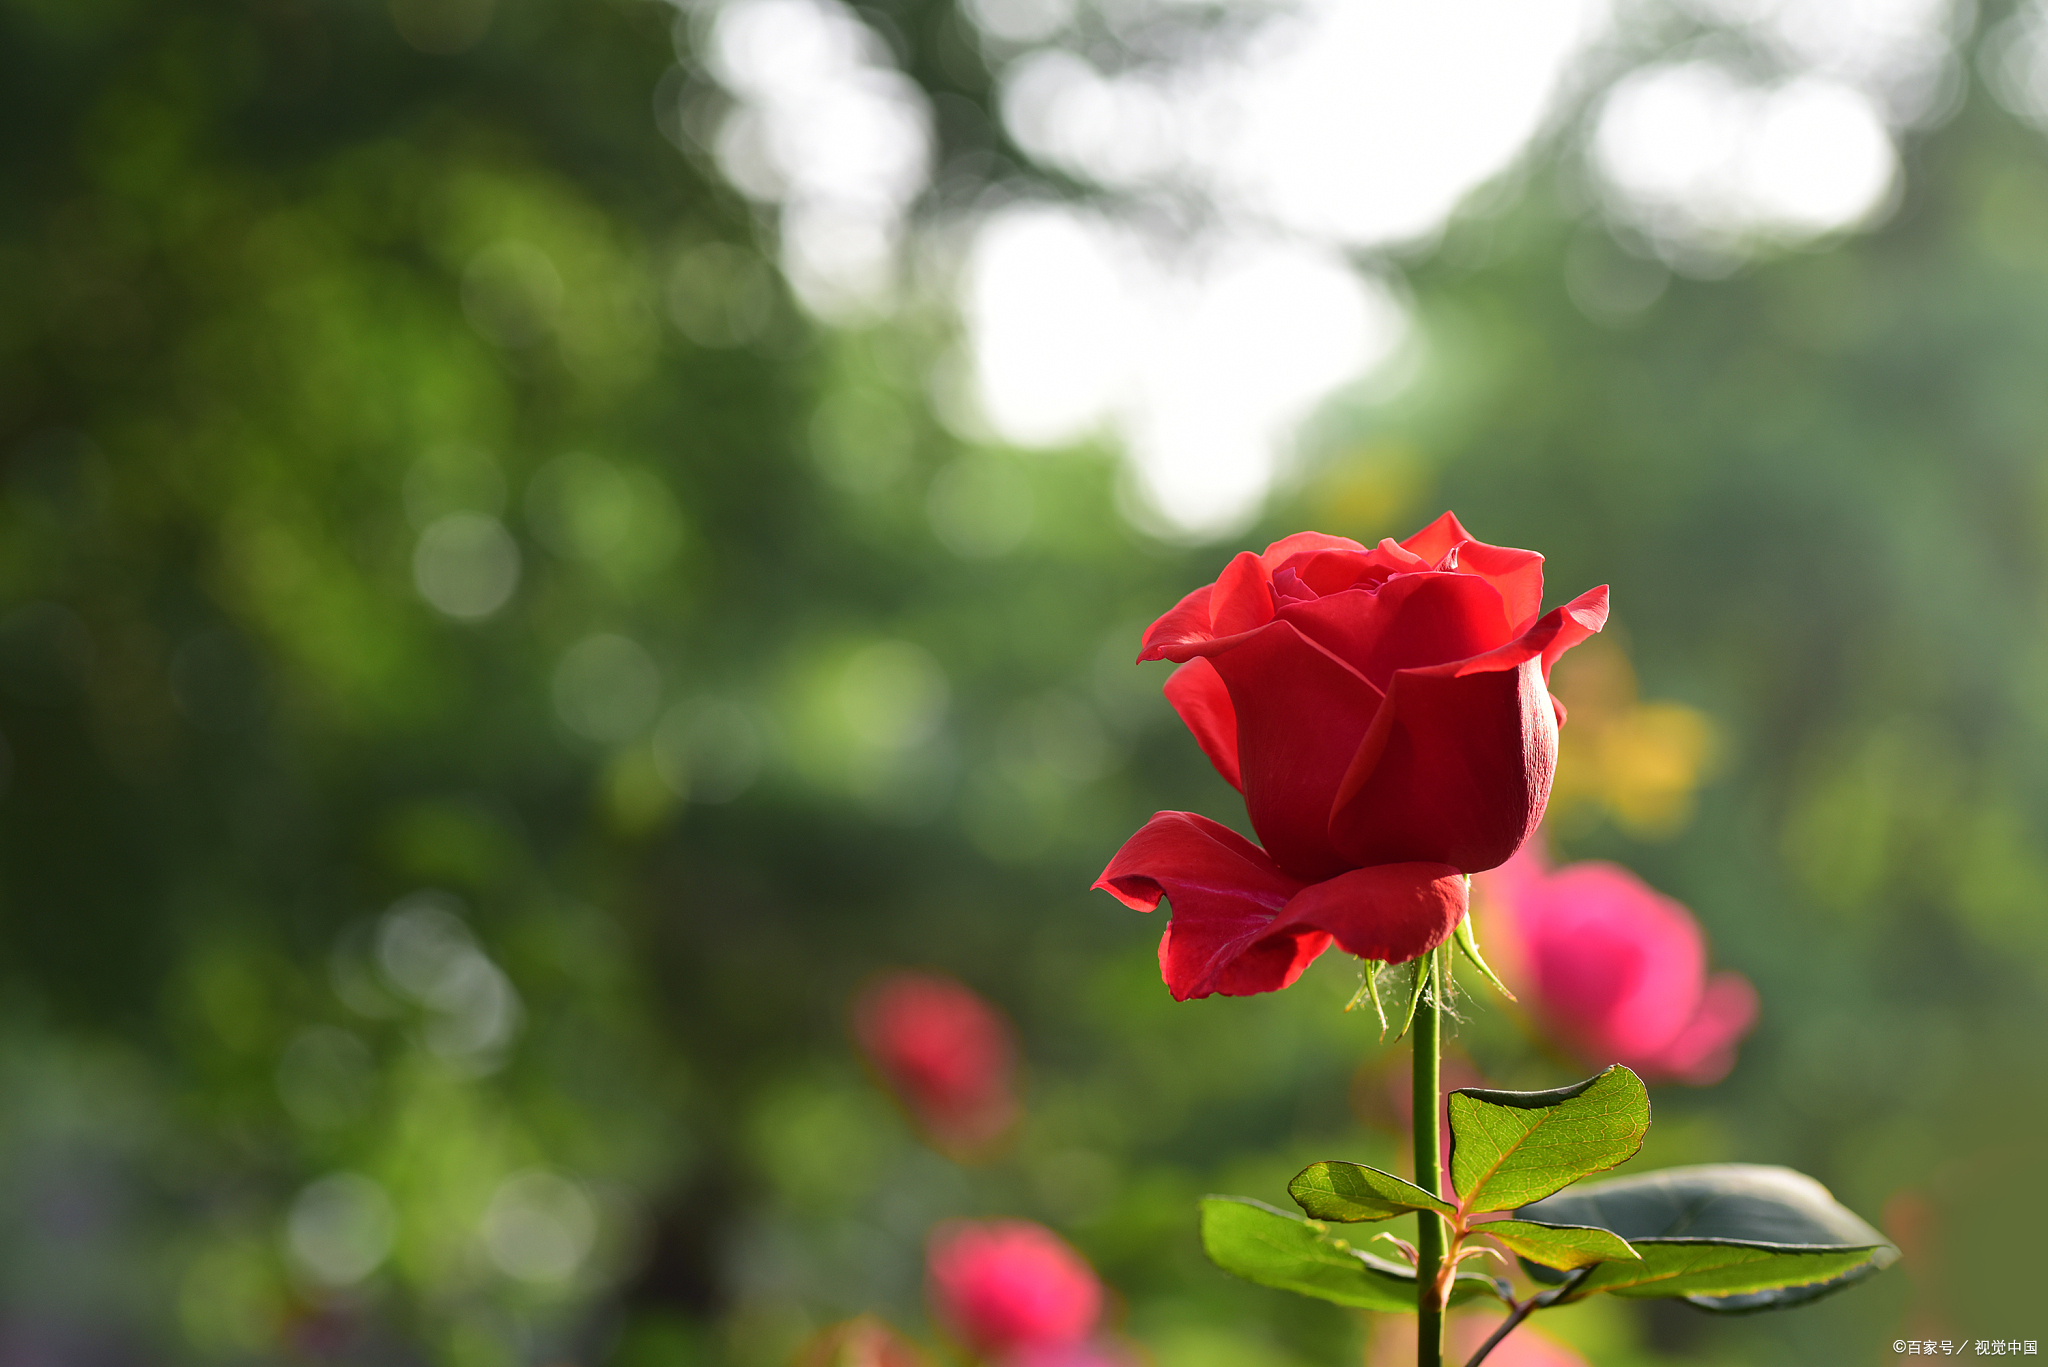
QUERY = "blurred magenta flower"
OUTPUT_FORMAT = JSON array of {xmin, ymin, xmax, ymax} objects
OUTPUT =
[
  {"xmin": 927, "ymin": 1220, "xmax": 1102, "ymax": 1359},
  {"xmin": 854, "ymin": 972, "xmax": 1019, "ymax": 1155},
  {"xmin": 1371, "ymin": 1310, "xmax": 1591, "ymax": 1366},
  {"xmin": 1481, "ymin": 848, "xmax": 1759, "ymax": 1084}
]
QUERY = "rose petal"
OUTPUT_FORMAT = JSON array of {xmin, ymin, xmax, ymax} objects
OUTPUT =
[
  {"xmin": 1276, "ymin": 862, "xmax": 1468, "ymax": 965},
  {"xmin": 1093, "ymin": 811, "xmax": 1314, "ymax": 999},
  {"xmin": 1200, "ymin": 621, "xmax": 1385, "ymax": 881},
  {"xmin": 1136, "ymin": 552, "xmax": 1282, "ymax": 661},
  {"xmin": 1138, "ymin": 584, "xmax": 1215, "ymax": 661},
  {"xmin": 1329, "ymin": 657, "xmax": 1558, "ymax": 873},
  {"xmin": 1209, "ymin": 550, "xmax": 1276, "ymax": 637},
  {"xmin": 1649, "ymin": 971, "xmax": 1760, "ymax": 1085},
  {"xmin": 1399, "ymin": 510, "xmax": 1473, "ymax": 565},
  {"xmin": 1324, "ymin": 589, "xmax": 1609, "ymax": 872},
  {"xmin": 1536, "ymin": 584, "xmax": 1609, "ymax": 680},
  {"xmin": 1288, "ymin": 547, "xmax": 1388, "ymax": 594},
  {"xmin": 1162, "ymin": 658, "xmax": 1240, "ymax": 791},
  {"xmin": 1453, "ymin": 540, "xmax": 1546, "ymax": 636},
  {"xmin": 1258, "ymin": 530, "xmax": 1367, "ymax": 568},
  {"xmin": 1277, "ymin": 571, "xmax": 1511, "ymax": 692},
  {"xmin": 1393, "ymin": 513, "xmax": 1553, "ymax": 633}
]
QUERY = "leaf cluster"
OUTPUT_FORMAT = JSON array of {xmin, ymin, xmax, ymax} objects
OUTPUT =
[{"xmin": 1200, "ymin": 1065, "xmax": 1895, "ymax": 1340}]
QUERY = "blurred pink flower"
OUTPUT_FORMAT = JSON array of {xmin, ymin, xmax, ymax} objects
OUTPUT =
[
  {"xmin": 927, "ymin": 1220, "xmax": 1102, "ymax": 1358},
  {"xmin": 1371, "ymin": 1311, "xmax": 1590, "ymax": 1366},
  {"xmin": 1005, "ymin": 1342, "xmax": 1136, "ymax": 1367},
  {"xmin": 1481, "ymin": 848, "xmax": 1758, "ymax": 1084},
  {"xmin": 854, "ymin": 972, "xmax": 1019, "ymax": 1154}
]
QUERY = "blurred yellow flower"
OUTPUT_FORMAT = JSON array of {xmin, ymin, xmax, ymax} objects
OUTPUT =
[{"xmin": 1547, "ymin": 637, "xmax": 1717, "ymax": 839}]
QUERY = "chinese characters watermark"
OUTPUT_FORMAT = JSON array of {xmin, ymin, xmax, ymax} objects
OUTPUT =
[{"xmin": 1894, "ymin": 1343, "xmax": 2039, "ymax": 1356}]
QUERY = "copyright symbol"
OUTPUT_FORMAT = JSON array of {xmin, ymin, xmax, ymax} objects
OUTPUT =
[{"xmin": 1894, "ymin": 1344, "xmax": 1906, "ymax": 1355}]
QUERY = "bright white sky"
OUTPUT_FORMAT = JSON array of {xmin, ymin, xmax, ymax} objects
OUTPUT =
[{"xmin": 687, "ymin": 0, "xmax": 1972, "ymax": 537}]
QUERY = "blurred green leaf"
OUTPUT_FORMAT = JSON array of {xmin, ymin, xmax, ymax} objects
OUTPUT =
[
  {"xmin": 1447, "ymin": 1065, "xmax": 1650, "ymax": 1212},
  {"xmin": 1288, "ymin": 1161, "xmax": 1456, "ymax": 1222},
  {"xmin": 1568, "ymin": 1240, "xmax": 1884, "ymax": 1307},
  {"xmin": 1515, "ymin": 1164, "xmax": 1897, "ymax": 1310}
]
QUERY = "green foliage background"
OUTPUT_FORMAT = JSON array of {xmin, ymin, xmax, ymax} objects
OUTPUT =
[{"xmin": 0, "ymin": 0, "xmax": 2042, "ymax": 1362}]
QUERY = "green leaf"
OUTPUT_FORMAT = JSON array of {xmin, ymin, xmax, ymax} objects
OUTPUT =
[
  {"xmin": 1475, "ymin": 1219, "xmax": 1639, "ymax": 1270},
  {"xmin": 1574, "ymin": 1242, "xmax": 1885, "ymax": 1305},
  {"xmin": 1514, "ymin": 1164, "xmax": 1899, "ymax": 1311},
  {"xmin": 1198, "ymin": 1197, "xmax": 1506, "ymax": 1312},
  {"xmin": 1289, "ymin": 1161, "xmax": 1458, "ymax": 1222},
  {"xmin": 1446, "ymin": 1065, "xmax": 1651, "ymax": 1213}
]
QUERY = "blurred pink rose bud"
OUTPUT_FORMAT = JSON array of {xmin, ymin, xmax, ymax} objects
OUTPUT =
[
  {"xmin": 1481, "ymin": 848, "xmax": 1759, "ymax": 1085},
  {"xmin": 927, "ymin": 1220, "xmax": 1102, "ymax": 1359},
  {"xmin": 855, "ymin": 972, "xmax": 1020, "ymax": 1155}
]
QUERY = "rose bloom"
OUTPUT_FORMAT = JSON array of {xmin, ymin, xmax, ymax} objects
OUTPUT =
[
  {"xmin": 1481, "ymin": 848, "xmax": 1758, "ymax": 1084},
  {"xmin": 927, "ymin": 1220, "xmax": 1102, "ymax": 1357},
  {"xmin": 1096, "ymin": 514, "xmax": 1607, "ymax": 999},
  {"xmin": 854, "ymin": 972, "xmax": 1019, "ymax": 1153}
]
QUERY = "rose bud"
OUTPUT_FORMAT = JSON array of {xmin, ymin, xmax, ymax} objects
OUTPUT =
[
  {"xmin": 1096, "ymin": 514, "xmax": 1607, "ymax": 998},
  {"xmin": 926, "ymin": 1220, "xmax": 1102, "ymax": 1359},
  {"xmin": 1480, "ymin": 848, "xmax": 1759, "ymax": 1084},
  {"xmin": 854, "ymin": 972, "xmax": 1019, "ymax": 1155}
]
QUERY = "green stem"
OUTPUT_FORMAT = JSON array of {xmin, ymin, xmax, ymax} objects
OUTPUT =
[{"xmin": 1413, "ymin": 952, "xmax": 1445, "ymax": 1367}]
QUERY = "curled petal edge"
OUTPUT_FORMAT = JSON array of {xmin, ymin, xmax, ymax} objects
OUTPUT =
[
  {"xmin": 1400, "ymin": 584, "xmax": 1610, "ymax": 684},
  {"xmin": 1094, "ymin": 812, "xmax": 1465, "ymax": 999}
]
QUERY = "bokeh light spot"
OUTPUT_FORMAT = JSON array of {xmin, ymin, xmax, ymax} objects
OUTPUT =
[
  {"xmin": 376, "ymin": 892, "xmax": 522, "ymax": 1069},
  {"xmin": 481, "ymin": 1170, "xmax": 598, "ymax": 1284},
  {"xmin": 413, "ymin": 512, "xmax": 520, "ymax": 620},
  {"xmin": 285, "ymin": 1173, "xmax": 395, "ymax": 1288}
]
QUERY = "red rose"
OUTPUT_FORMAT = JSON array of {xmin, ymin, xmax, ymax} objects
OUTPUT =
[
  {"xmin": 1481, "ymin": 848, "xmax": 1758, "ymax": 1085},
  {"xmin": 1095, "ymin": 513, "xmax": 1607, "ymax": 999},
  {"xmin": 854, "ymin": 972, "xmax": 1019, "ymax": 1154},
  {"xmin": 927, "ymin": 1220, "xmax": 1102, "ymax": 1357}
]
